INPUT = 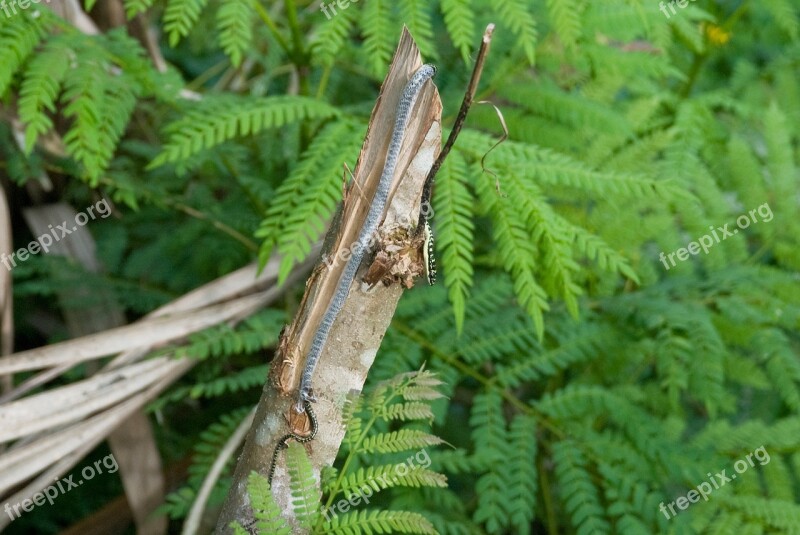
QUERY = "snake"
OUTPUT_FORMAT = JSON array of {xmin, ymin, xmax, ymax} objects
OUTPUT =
[
  {"xmin": 266, "ymin": 64, "xmax": 437, "ymax": 488},
  {"xmin": 295, "ymin": 63, "xmax": 437, "ymax": 412},
  {"xmin": 266, "ymin": 398, "xmax": 318, "ymax": 485}
]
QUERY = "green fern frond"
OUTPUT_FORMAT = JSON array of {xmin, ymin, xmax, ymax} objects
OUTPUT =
[
  {"xmin": 668, "ymin": 12, "xmax": 706, "ymax": 54},
  {"xmin": 361, "ymin": 0, "xmax": 395, "ymax": 76},
  {"xmin": 495, "ymin": 0, "xmax": 537, "ymax": 64},
  {"xmin": 322, "ymin": 509, "xmax": 438, "ymax": 534},
  {"xmin": 757, "ymin": 329, "xmax": 800, "ymax": 412},
  {"xmin": 124, "ymin": 0, "xmax": 155, "ymax": 18},
  {"xmin": 150, "ymin": 95, "xmax": 340, "ymax": 168},
  {"xmin": 286, "ymin": 442, "xmax": 321, "ymax": 528},
  {"xmin": 470, "ymin": 391, "xmax": 512, "ymax": 531},
  {"xmin": 434, "ymin": 449, "xmax": 490, "ymax": 474},
  {"xmin": 0, "ymin": 10, "xmax": 48, "ymax": 97},
  {"xmin": 369, "ymin": 369, "xmax": 445, "ymax": 406},
  {"xmin": 439, "ymin": 0, "xmax": 475, "ymax": 63},
  {"xmin": 360, "ymin": 429, "xmax": 445, "ymax": 454},
  {"xmin": 433, "ymin": 153, "xmax": 474, "ymax": 332},
  {"xmin": 763, "ymin": 103, "xmax": 797, "ymax": 228},
  {"xmin": 382, "ymin": 401, "xmax": 435, "ymax": 422},
  {"xmin": 546, "ymin": 0, "xmax": 582, "ymax": 48},
  {"xmin": 500, "ymin": 83, "xmax": 632, "ymax": 137},
  {"xmin": 18, "ymin": 39, "xmax": 72, "ymax": 151},
  {"xmin": 762, "ymin": 455, "xmax": 794, "ymax": 502},
  {"xmin": 337, "ymin": 463, "xmax": 447, "ymax": 499},
  {"xmin": 189, "ymin": 407, "xmax": 252, "ymax": 484},
  {"xmin": 342, "ymin": 394, "xmax": 364, "ymax": 451},
  {"xmin": 192, "ymin": 365, "xmax": 268, "ymax": 399},
  {"xmin": 310, "ymin": 3, "xmax": 357, "ymax": 67},
  {"xmin": 259, "ymin": 119, "xmax": 364, "ymax": 283},
  {"xmin": 761, "ymin": 0, "xmax": 799, "ymax": 39},
  {"xmin": 719, "ymin": 495, "xmax": 800, "ymax": 531},
  {"xmin": 496, "ymin": 324, "xmax": 609, "ymax": 387},
  {"xmin": 164, "ymin": 0, "xmax": 209, "ymax": 47},
  {"xmin": 506, "ymin": 414, "xmax": 537, "ymax": 533},
  {"xmin": 399, "ymin": 0, "xmax": 436, "ymax": 59},
  {"xmin": 62, "ymin": 50, "xmax": 142, "ymax": 184},
  {"xmin": 554, "ymin": 440, "xmax": 612, "ymax": 535},
  {"xmin": 173, "ymin": 308, "xmax": 285, "ymax": 360},
  {"xmin": 233, "ymin": 471, "xmax": 291, "ymax": 534},
  {"xmin": 476, "ymin": 172, "xmax": 548, "ymax": 339},
  {"xmin": 217, "ymin": 0, "xmax": 253, "ymax": 67},
  {"xmin": 569, "ymin": 224, "xmax": 639, "ymax": 282},
  {"xmin": 452, "ymin": 307, "xmax": 539, "ymax": 365},
  {"xmin": 511, "ymin": 178, "xmax": 583, "ymax": 317}
]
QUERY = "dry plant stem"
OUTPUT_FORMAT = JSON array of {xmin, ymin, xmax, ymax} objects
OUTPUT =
[
  {"xmin": 418, "ymin": 23, "xmax": 495, "ymax": 229},
  {"xmin": 215, "ymin": 28, "xmax": 441, "ymax": 534},
  {"xmin": 0, "ymin": 252, "xmax": 314, "ymax": 529},
  {"xmin": 0, "ymin": 187, "xmax": 13, "ymax": 395},
  {"xmin": 182, "ymin": 408, "xmax": 256, "ymax": 535}
]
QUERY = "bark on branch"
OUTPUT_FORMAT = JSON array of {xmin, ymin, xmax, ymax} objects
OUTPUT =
[{"xmin": 216, "ymin": 29, "xmax": 442, "ymax": 533}]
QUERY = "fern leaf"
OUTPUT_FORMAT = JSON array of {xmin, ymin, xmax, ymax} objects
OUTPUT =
[
  {"xmin": 0, "ymin": 11, "xmax": 46, "ymax": 96},
  {"xmin": 323, "ymin": 509, "xmax": 437, "ymax": 534},
  {"xmin": 399, "ymin": 0, "xmax": 436, "ymax": 59},
  {"xmin": 470, "ymin": 391, "xmax": 511, "ymax": 531},
  {"xmin": 554, "ymin": 440, "xmax": 612, "ymax": 535},
  {"xmin": 546, "ymin": 0, "xmax": 582, "ymax": 48},
  {"xmin": 262, "ymin": 119, "xmax": 364, "ymax": 283},
  {"xmin": 338, "ymin": 463, "xmax": 447, "ymax": 499},
  {"xmin": 434, "ymin": 152, "xmax": 475, "ymax": 332},
  {"xmin": 496, "ymin": 324, "xmax": 609, "ymax": 388},
  {"xmin": 764, "ymin": 103, "xmax": 796, "ymax": 224},
  {"xmin": 757, "ymin": 329, "xmax": 800, "ymax": 412},
  {"xmin": 62, "ymin": 52, "xmax": 141, "ymax": 184},
  {"xmin": 217, "ymin": 0, "xmax": 253, "ymax": 67},
  {"xmin": 512, "ymin": 178, "xmax": 583, "ymax": 317},
  {"xmin": 439, "ymin": 0, "xmax": 475, "ymax": 63},
  {"xmin": 382, "ymin": 401, "xmax": 436, "ymax": 422},
  {"xmin": 150, "ymin": 96, "xmax": 340, "ymax": 167},
  {"xmin": 310, "ymin": 2, "xmax": 357, "ymax": 67},
  {"xmin": 506, "ymin": 414, "xmax": 537, "ymax": 534},
  {"xmin": 360, "ymin": 0, "xmax": 395, "ymax": 76},
  {"xmin": 238, "ymin": 471, "xmax": 291, "ymax": 534},
  {"xmin": 124, "ymin": 0, "xmax": 155, "ymax": 18},
  {"xmin": 476, "ymin": 172, "xmax": 548, "ymax": 339},
  {"xmin": 286, "ymin": 442, "xmax": 321, "ymax": 529},
  {"xmin": 18, "ymin": 39, "xmax": 72, "ymax": 151},
  {"xmin": 360, "ymin": 429, "xmax": 445, "ymax": 454},
  {"xmin": 761, "ymin": 0, "xmax": 799, "ymax": 39},
  {"xmin": 495, "ymin": 0, "xmax": 537, "ymax": 64},
  {"xmin": 164, "ymin": 0, "xmax": 209, "ymax": 47},
  {"xmin": 569, "ymin": 224, "xmax": 639, "ymax": 283},
  {"xmin": 719, "ymin": 495, "xmax": 800, "ymax": 530}
]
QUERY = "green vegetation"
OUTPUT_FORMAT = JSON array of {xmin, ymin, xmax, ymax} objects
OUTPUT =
[{"xmin": 2, "ymin": 0, "xmax": 799, "ymax": 533}]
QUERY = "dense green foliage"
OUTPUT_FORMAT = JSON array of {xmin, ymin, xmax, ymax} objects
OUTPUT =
[
  {"xmin": 232, "ymin": 370, "xmax": 448, "ymax": 534},
  {"xmin": 2, "ymin": 0, "xmax": 800, "ymax": 533}
]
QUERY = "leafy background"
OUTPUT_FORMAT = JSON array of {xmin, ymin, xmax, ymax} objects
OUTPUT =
[{"xmin": 1, "ymin": 0, "xmax": 799, "ymax": 533}]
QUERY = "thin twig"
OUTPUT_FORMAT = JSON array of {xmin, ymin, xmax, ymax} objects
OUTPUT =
[{"xmin": 418, "ymin": 23, "xmax": 496, "ymax": 228}]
